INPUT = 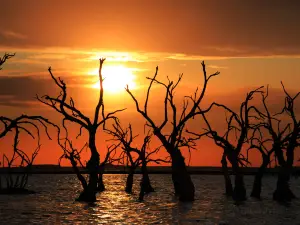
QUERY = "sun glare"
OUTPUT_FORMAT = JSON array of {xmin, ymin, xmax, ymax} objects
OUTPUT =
[{"xmin": 88, "ymin": 65, "xmax": 137, "ymax": 93}]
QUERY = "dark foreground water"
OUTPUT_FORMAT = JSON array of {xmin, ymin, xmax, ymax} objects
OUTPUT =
[{"xmin": 0, "ymin": 174, "xmax": 300, "ymax": 225}]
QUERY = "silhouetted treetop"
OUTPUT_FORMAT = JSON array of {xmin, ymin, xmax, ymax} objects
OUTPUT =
[{"xmin": 0, "ymin": 53, "xmax": 15, "ymax": 70}]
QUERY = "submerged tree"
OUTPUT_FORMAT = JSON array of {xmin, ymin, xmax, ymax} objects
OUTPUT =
[
  {"xmin": 37, "ymin": 58, "xmax": 124, "ymax": 202},
  {"xmin": 58, "ymin": 133, "xmax": 119, "ymax": 194},
  {"xmin": 125, "ymin": 62, "xmax": 219, "ymax": 201},
  {"xmin": 97, "ymin": 144, "xmax": 121, "ymax": 192},
  {"xmin": 253, "ymin": 83, "xmax": 299, "ymax": 202},
  {"xmin": 0, "ymin": 128, "xmax": 40, "ymax": 194},
  {"xmin": 58, "ymin": 138, "xmax": 89, "ymax": 192},
  {"xmin": 247, "ymin": 128, "xmax": 275, "ymax": 199},
  {"xmin": 0, "ymin": 115, "xmax": 57, "ymax": 194},
  {"xmin": 106, "ymin": 122, "xmax": 168, "ymax": 200},
  {"xmin": 188, "ymin": 87, "xmax": 264, "ymax": 201},
  {"xmin": 246, "ymin": 88, "xmax": 278, "ymax": 199},
  {"xmin": 0, "ymin": 52, "xmax": 58, "ymax": 193},
  {"xmin": 107, "ymin": 122, "xmax": 148, "ymax": 193}
]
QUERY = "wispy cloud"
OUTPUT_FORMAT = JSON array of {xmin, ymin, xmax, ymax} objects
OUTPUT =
[
  {"xmin": 28, "ymin": 53, "xmax": 67, "ymax": 60},
  {"xmin": 207, "ymin": 65, "xmax": 229, "ymax": 70},
  {"xmin": 0, "ymin": 30, "xmax": 27, "ymax": 39},
  {"xmin": 165, "ymin": 53, "xmax": 227, "ymax": 61}
]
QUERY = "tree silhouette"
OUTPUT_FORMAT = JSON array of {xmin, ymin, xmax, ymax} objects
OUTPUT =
[
  {"xmin": 0, "ymin": 52, "xmax": 58, "ymax": 193},
  {"xmin": 253, "ymin": 83, "xmax": 299, "ymax": 202},
  {"xmin": 97, "ymin": 144, "xmax": 121, "ymax": 192},
  {"xmin": 246, "ymin": 87, "xmax": 278, "ymax": 199},
  {"xmin": 247, "ymin": 124, "xmax": 275, "ymax": 199},
  {"xmin": 58, "ymin": 132, "xmax": 119, "ymax": 193},
  {"xmin": 125, "ymin": 61, "xmax": 219, "ymax": 201},
  {"xmin": 0, "ymin": 128, "xmax": 39, "ymax": 194},
  {"xmin": 0, "ymin": 116, "xmax": 57, "ymax": 194},
  {"xmin": 0, "ymin": 53, "xmax": 15, "ymax": 70},
  {"xmin": 188, "ymin": 87, "xmax": 264, "ymax": 201},
  {"xmin": 106, "ymin": 121, "xmax": 169, "ymax": 200},
  {"xmin": 37, "ymin": 58, "xmax": 125, "ymax": 202}
]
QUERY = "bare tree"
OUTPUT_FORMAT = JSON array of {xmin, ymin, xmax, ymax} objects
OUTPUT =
[
  {"xmin": 253, "ymin": 83, "xmax": 300, "ymax": 202},
  {"xmin": 106, "ymin": 122, "xmax": 169, "ymax": 200},
  {"xmin": 245, "ymin": 87, "xmax": 279, "ymax": 199},
  {"xmin": 188, "ymin": 87, "xmax": 264, "ymax": 201},
  {"xmin": 58, "ymin": 138, "xmax": 89, "ymax": 191},
  {"xmin": 0, "ymin": 53, "xmax": 59, "ymax": 193},
  {"xmin": 0, "ymin": 128, "xmax": 39, "ymax": 194},
  {"xmin": 37, "ymin": 58, "xmax": 125, "ymax": 202},
  {"xmin": 106, "ymin": 123, "xmax": 145, "ymax": 194},
  {"xmin": 97, "ymin": 144, "xmax": 121, "ymax": 192},
  {"xmin": 0, "ymin": 116, "xmax": 57, "ymax": 194},
  {"xmin": 58, "ymin": 133, "xmax": 119, "ymax": 194},
  {"xmin": 125, "ymin": 61, "xmax": 219, "ymax": 201},
  {"xmin": 247, "ymin": 124, "xmax": 275, "ymax": 199},
  {"xmin": 0, "ymin": 53, "xmax": 15, "ymax": 70},
  {"xmin": 138, "ymin": 135, "xmax": 170, "ymax": 201}
]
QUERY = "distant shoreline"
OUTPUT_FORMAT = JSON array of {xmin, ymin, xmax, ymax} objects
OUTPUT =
[{"xmin": 1, "ymin": 165, "xmax": 299, "ymax": 176}]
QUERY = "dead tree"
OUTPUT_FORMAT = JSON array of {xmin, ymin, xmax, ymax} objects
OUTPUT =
[
  {"xmin": 58, "ymin": 134, "xmax": 119, "ymax": 194},
  {"xmin": 247, "ymin": 124, "xmax": 275, "ymax": 199},
  {"xmin": 254, "ymin": 83, "xmax": 300, "ymax": 202},
  {"xmin": 106, "ymin": 123, "xmax": 141, "ymax": 193},
  {"xmin": 188, "ymin": 86, "xmax": 264, "ymax": 201},
  {"xmin": 37, "ymin": 58, "xmax": 124, "ymax": 202},
  {"xmin": 138, "ymin": 135, "xmax": 170, "ymax": 201},
  {"xmin": 1, "ymin": 128, "xmax": 40, "ymax": 194},
  {"xmin": 125, "ymin": 61, "xmax": 219, "ymax": 201},
  {"xmin": 0, "ymin": 53, "xmax": 15, "ymax": 70},
  {"xmin": 97, "ymin": 144, "xmax": 121, "ymax": 192},
  {"xmin": 188, "ymin": 118, "xmax": 233, "ymax": 197},
  {"xmin": 0, "ymin": 115, "xmax": 56, "ymax": 194},
  {"xmin": 0, "ymin": 52, "xmax": 57, "ymax": 194},
  {"xmin": 58, "ymin": 137, "xmax": 89, "ymax": 191},
  {"xmin": 106, "ymin": 122, "xmax": 169, "ymax": 199}
]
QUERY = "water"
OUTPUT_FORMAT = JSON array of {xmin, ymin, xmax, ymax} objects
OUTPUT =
[{"xmin": 0, "ymin": 174, "xmax": 300, "ymax": 224}]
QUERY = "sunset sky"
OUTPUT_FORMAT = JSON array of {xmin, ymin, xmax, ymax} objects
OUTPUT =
[{"xmin": 0, "ymin": 0, "xmax": 300, "ymax": 166}]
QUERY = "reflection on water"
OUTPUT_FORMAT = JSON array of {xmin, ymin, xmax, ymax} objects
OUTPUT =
[{"xmin": 0, "ymin": 174, "xmax": 299, "ymax": 224}]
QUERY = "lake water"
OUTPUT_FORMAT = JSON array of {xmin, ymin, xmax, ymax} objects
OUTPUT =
[{"xmin": 0, "ymin": 174, "xmax": 300, "ymax": 224}]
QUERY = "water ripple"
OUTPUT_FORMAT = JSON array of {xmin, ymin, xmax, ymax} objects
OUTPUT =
[{"xmin": 0, "ymin": 174, "xmax": 299, "ymax": 224}]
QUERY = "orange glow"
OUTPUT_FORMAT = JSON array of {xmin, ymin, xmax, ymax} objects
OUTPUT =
[{"xmin": 88, "ymin": 65, "xmax": 137, "ymax": 93}]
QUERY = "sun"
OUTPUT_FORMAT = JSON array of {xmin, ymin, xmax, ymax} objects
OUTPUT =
[{"xmin": 88, "ymin": 65, "xmax": 137, "ymax": 93}]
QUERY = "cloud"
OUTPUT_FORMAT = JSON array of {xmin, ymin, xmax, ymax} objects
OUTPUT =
[
  {"xmin": 0, "ymin": 74, "xmax": 109, "ymax": 108},
  {"xmin": 28, "ymin": 53, "xmax": 67, "ymax": 60},
  {"xmin": 207, "ymin": 65, "xmax": 228, "ymax": 70},
  {"xmin": 1, "ymin": 1, "xmax": 300, "ymax": 57},
  {"xmin": 0, "ymin": 30, "xmax": 26, "ymax": 39},
  {"xmin": 0, "ymin": 76, "xmax": 56, "ymax": 107}
]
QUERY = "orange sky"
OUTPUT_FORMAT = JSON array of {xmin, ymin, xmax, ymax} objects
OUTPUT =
[{"xmin": 0, "ymin": 0, "xmax": 300, "ymax": 166}]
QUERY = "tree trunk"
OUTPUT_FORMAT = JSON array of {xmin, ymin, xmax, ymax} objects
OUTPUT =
[
  {"xmin": 142, "ymin": 172, "xmax": 154, "ymax": 193},
  {"xmin": 70, "ymin": 158, "xmax": 88, "ymax": 190},
  {"xmin": 273, "ymin": 146, "xmax": 296, "ymax": 202},
  {"xmin": 97, "ymin": 173, "xmax": 105, "ymax": 192},
  {"xmin": 76, "ymin": 132, "xmax": 99, "ymax": 202},
  {"xmin": 138, "ymin": 180, "xmax": 145, "ymax": 201},
  {"xmin": 273, "ymin": 166, "xmax": 296, "ymax": 202},
  {"xmin": 139, "ymin": 162, "xmax": 154, "ymax": 201},
  {"xmin": 171, "ymin": 148, "xmax": 195, "ymax": 201},
  {"xmin": 251, "ymin": 156, "xmax": 269, "ymax": 199},
  {"xmin": 221, "ymin": 152, "xmax": 233, "ymax": 196},
  {"xmin": 125, "ymin": 169, "xmax": 134, "ymax": 193},
  {"xmin": 232, "ymin": 161, "xmax": 246, "ymax": 201},
  {"xmin": 141, "ymin": 160, "xmax": 154, "ymax": 193},
  {"xmin": 251, "ymin": 170, "xmax": 263, "ymax": 199},
  {"xmin": 138, "ymin": 170, "xmax": 154, "ymax": 201}
]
